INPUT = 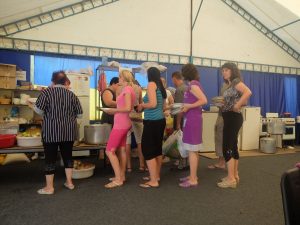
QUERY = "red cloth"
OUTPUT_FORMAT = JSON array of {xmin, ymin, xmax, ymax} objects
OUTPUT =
[{"xmin": 97, "ymin": 71, "xmax": 107, "ymax": 93}]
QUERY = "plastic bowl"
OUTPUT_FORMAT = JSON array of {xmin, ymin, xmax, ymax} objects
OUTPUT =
[
  {"xmin": 27, "ymin": 98, "xmax": 37, "ymax": 104},
  {"xmin": 0, "ymin": 134, "xmax": 16, "ymax": 148},
  {"xmin": 72, "ymin": 165, "xmax": 95, "ymax": 179},
  {"xmin": 16, "ymin": 136, "xmax": 42, "ymax": 147}
]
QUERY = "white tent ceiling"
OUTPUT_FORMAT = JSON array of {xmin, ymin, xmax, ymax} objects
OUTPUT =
[
  {"xmin": 234, "ymin": 0, "xmax": 300, "ymax": 54},
  {"xmin": 0, "ymin": 0, "xmax": 299, "ymax": 59},
  {"xmin": 0, "ymin": 0, "xmax": 82, "ymax": 26}
]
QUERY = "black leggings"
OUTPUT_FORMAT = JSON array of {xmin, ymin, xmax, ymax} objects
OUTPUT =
[
  {"xmin": 222, "ymin": 112, "xmax": 243, "ymax": 162},
  {"xmin": 43, "ymin": 141, "xmax": 74, "ymax": 175}
]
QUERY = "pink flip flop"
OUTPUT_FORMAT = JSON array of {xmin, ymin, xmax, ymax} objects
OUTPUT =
[
  {"xmin": 179, "ymin": 180, "xmax": 198, "ymax": 188},
  {"xmin": 179, "ymin": 177, "xmax": 189, "ymax": 182}
]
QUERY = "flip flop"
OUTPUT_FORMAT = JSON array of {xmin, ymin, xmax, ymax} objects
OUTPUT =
[
  {"xmin": 179, "ymin": 176, "xmax": 189, "ymax": 182},
  {"xmin": 142, "ymin": 176, "xmax": 160, "ymax": 182},
  {"xmin": 64, "ymin": 183, "xmax": 75, "ymax": 190},
  {"xmin": 179, "ymin": 180, "xmax": 198, "ymax": 188},
  {"xmin": 139, "ymin": 183, "xmax": 159, "ymax": 188},
  {"xmin": 208, "ymin": 164, "xmax": 226, "ymax": 170},
  {"xmin": 108, "ymin": 177, "xmax": 126, "ymax": 183},
  {"xmin": 142, "ymin": 176, "xmax": 150, "ymax": 181},
  {"xmin": 104, "ymin": 181, "xmax": 123, "ymax": 189},
  {"xmin": 37, "ymin": 188, "xmax": 54, "ymax": 195},
  {"xmin": 139, "ymin": 167, "xmax": 146, "ymax": 172}
]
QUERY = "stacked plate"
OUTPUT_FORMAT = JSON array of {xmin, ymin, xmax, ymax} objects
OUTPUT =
[
  {"xmin": 170, "ymin": 103, "xmax": 183, "ymax": 115},
  {"xmin": 211, "ymin": 96, "xmax": 224, "ymax": 107}
]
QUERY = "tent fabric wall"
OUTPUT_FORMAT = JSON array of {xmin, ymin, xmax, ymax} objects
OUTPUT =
[
  {"xmin": 0, "ymin": 50, "xmax": 31, "ymax": 82},
  {"xmin": 242, "ymin": 71, "xmax": 286, "ymax": 116},
  {"xmin": 0, "ymin": 49, "xmax": 299, "ymax": 117},
  {"xmin": 284, "ymin": 77, "xmax": 298, "ymax": 117},
  {"xmin": 298, "ymin": 77, "xmax": 300, "ymax": 115},
  {"xmin": 33, "ymin": 55, "xmax": 152, "ymax": 88}
]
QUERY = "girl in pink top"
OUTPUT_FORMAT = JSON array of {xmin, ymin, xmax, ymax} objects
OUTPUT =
[{"xmin": 104, "ymin": 70, "xmax": 136, "ymax": 189}]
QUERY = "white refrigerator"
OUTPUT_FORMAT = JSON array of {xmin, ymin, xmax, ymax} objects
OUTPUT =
[
  {"xmin": 239, "ymin": 107, "xmax": 261, "ymax": 150},
  {"xmin": 67, "ymin": 73, "xmax": 91, "ymax": 156}
]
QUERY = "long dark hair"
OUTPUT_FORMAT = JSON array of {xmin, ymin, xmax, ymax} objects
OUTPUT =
[
  {"xmin": 221, "ymin": 62, "xmax": 242, "ymax": 83},
  {"xmin": 147, "ymin": 67, "xmax": 167, "ymax": 99}
]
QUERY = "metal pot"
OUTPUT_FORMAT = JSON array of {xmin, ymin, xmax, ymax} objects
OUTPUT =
[
  {"xmin": 260, "ymin": 137, "xmax": 276, "ymax": 154},
  {"xmin": 84, "ymin": 124, "xmax": 112, "ymax": 144},
  {"xmin": 267, "ymin": 121, "xmax": 285, "ymax": 134}
]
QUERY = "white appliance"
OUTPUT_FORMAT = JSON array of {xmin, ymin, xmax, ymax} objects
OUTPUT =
[
  {"xmin": 280, "ymin": 118, "xmax": 296, "ymax": 140},
  {"xmin": 67, "ymin": 73, "xmax": 91, "ymax": 156},
  {"xmin": 260, "ymin": 117, "xmax": 283, "ymax": 148},
  {"xmin": 240, "ymin": 107, "xmax": 261, "ymax": 150},
  {"xmin": 201, "ymin": 112, "xmax": 219, "ymax": 152}
]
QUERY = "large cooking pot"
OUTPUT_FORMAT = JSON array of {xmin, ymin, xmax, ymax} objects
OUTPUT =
[
  {"xmin": 267, "ymin": 121, "xmax": 285, "ymax": 134},
  {"xmin": 84, "ymin": 124, "xmax": 112, "ymax": 144},
  {"xmin": 260, "ymin": 137, "xmax": 276, "ymax": 154}
]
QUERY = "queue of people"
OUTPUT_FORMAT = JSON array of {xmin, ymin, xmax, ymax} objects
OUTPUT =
[{"xmin": 33, "ymin": 62, "xmax": 251, "ymax": 194}]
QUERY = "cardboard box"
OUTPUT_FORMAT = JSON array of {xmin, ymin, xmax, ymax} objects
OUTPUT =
[
  {"xmin": 0, "ymin": 76, "xmax": 16, "ymax": 89},
  {"xmin": 0, "ymin": 64, "xmax": 16, "ymax": 77}
]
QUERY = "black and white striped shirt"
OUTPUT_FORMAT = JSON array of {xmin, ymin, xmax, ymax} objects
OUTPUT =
[{"xmin": 34, "ymin": 85, "xmax": 83, "ymax": 143}]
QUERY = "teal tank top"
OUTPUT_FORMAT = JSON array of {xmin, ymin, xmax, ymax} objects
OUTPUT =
[{"xmin": 143, "ymin": 89, "xmax": 164, "ymax": 120}]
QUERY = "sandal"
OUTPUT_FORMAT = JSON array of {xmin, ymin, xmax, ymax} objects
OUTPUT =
[
  {"xmin": 139, "ymin": 182, "xmax": 159, "ymax": 188},
  {"xmin": 139, "ymin": 167, "xmax": 146, "ymax": 172},
  {"xmin": 217, "ymin": 179, "xmax": 237, "ymax": 189},
  {"xmin": 64, "ymin": 183, "xmax": 75, "ymax": 190},
  {"xmin": 37, "ymin": 188, "xmax": 54, "ymax": 195},
  {"xmin": 104, "ymin": 181, "xmax": 123, "ymax": 189},
  {"xmin": 142, "ymin": 176, "xmax": 160, "ymax": 182},
  {"xmin": 142, "ymin": 176, "xmax": 150, "ymax": 181},
  {"xmin": 208, "ymin": 164, "xmax": 226, "ymax": 170},
  {"xmin": 179, "ymin": 176, "xmax": 189, "ymax": 182},
  {"xmin": 109, "ymin": 177, "xmax": 126, "ymax": 183},
  {"xmin": 179, "ymin": 180, "xmax": 198, "ymax": 188},
  {"xmin": 221, "ymin": 176, "xmax": 240, "ymax": 184},
  {"xmin": 126, "ymin": 167, "xmax": 132, "ymax": 173}
]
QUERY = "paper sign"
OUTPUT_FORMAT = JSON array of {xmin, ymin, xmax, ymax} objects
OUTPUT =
[{"xmin": 16, "ymin": 71, "xmax": 26, "ymax": 81}]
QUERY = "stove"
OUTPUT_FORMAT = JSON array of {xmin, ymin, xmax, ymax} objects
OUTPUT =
[
  {"xmin": 260, "ymin": 117, "xmax": 296, "ymax": 141},
  {"xmin": 280, "ymin": 118, "xmax": 296, "ymax": 140},
  {"xmin": 279, "ymin": 118, "xmax": 296, "ymax": 125}
]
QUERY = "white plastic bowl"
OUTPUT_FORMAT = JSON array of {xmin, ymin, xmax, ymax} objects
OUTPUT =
[
  {"xmin": 28, "ymin": 98, "xmax": 37, "ymax": 104},
  {"xmin": 16, "ymin": 136, "xmax": 42, "ymax": 147},
  {"xmin": 72, "ymin": 165, "xmax": 95, "ymax": 179}
]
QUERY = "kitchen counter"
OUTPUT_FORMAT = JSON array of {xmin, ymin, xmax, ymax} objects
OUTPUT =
[{"xmin": 0, "ymin": 143, "xmax": 106, "ymax": 154}]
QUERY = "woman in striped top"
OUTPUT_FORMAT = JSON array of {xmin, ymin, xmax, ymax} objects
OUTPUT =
[
  {"xmin": 32, "ymin": 71, "xmax": 83, "ymax": 195},
  {"xmin": 137, "ymin": 67, "xmax": 167, "ymax": 188}
]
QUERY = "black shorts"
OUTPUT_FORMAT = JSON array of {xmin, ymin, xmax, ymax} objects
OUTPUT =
[{"xmin": 142, "ymin": 119, "xmax": 166, "ymax": 160}]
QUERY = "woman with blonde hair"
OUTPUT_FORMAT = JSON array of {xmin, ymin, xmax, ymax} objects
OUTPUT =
[{"xmin": 103, "ymin": 70, "xmax": 136, "ymax": 188}]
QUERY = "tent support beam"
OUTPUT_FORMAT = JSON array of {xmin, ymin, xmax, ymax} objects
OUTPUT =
[
  {"xmin": 221, "ymin": 0, "xmax": 300, "ymax": 62},
  {"xmin": 0, "ymin": 0, "xmax": 120, "ymax": 37},
  {"xmin": 272, "ymin": 19, "xmax": 300, "ymax": 32}
]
